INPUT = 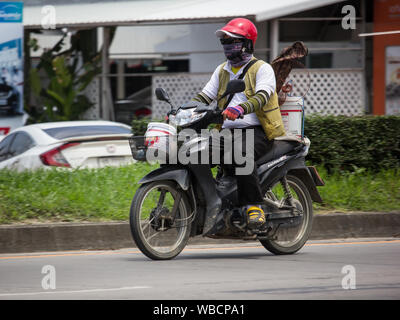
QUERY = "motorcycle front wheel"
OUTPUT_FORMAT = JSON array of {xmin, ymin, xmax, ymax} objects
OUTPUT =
[
  {"xmin": 129, "ymin": 181, "xmax": 192, "ymax": 260},
  {"xmin": 259, "ymin": 175, "xmax": 313, "ymax": 255}
]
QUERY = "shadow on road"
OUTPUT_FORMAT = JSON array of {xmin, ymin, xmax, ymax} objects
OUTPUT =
[{"xmin": 121, "ymin": 250, "xmax": 309, "ymax": 262}]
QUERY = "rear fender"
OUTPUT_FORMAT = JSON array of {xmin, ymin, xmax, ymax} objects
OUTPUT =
[
  {"xmin": 289, "ymin": 167, "xmax": 323, "ymax": 203},
  {"xmin": 258, "ymin": 156, "xmax": 304, "ymax": 188},
  {"xmin": 259, "ymin": 157, "xmax": 323, "ymax": 203}
]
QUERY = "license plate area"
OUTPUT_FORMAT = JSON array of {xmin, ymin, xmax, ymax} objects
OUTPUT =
[{"xmin": 97, "ymin": 156, "xmax": 128, "ymax": 167}]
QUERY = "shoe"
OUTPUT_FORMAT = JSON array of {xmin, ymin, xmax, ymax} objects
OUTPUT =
[{"xmin": 247, "ymin": 206, "xmax": 266, "ymax": 229}]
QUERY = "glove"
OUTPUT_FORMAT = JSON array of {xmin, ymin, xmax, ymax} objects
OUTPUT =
[{"xmin": 222, "ymin": 105, "xmax": 244, "ymax": 121}]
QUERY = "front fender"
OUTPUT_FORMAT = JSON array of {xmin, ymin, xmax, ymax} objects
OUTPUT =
[{"xmin": 139, "ymin": 165, "xmax": 190, "ymax": 191}]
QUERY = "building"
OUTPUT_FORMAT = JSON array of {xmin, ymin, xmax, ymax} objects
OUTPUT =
[{"xmin": 23, "ymin": 0, "xmax": 399, "ymax": 124}]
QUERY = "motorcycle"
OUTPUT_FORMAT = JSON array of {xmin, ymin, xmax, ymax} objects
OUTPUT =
[{"xmin": 128, "ymin": 80, "xmax": 324, "ymax": 260}]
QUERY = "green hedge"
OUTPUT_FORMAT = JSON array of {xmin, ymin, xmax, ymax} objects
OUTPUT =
[
  {"xmin": 132, "ymin": 115, "xmax": 400, "ymax": 171},
  {"xmin": 131, "ymin": 117, "xmax": 168, "ymax": 136},
  {"xmin": 304, "ymin": 115, "xmax": 400, "ymax": 171}
]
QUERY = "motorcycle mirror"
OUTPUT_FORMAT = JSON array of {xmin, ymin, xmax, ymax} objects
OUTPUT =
[
  {"xmin": 156, "ymin": 87, "xmax": 176, "ymax": 113},
  {"xmin": 218, "ymin": 79, "xmax": 245, "ymax": 101},
  {"xmin": 155, "ymin": 88, "xmax": 171, "ymax": 103}
]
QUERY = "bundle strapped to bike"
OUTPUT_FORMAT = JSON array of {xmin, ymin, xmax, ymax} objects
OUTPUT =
[{"xmin": 272, "ymin": 41, "xmax": 309, "ymax": 139}]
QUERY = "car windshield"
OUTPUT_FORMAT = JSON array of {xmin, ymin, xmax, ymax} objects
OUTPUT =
[{"xmin": 43, "ymin": 125, "xmax": 131, "ymax": 140}]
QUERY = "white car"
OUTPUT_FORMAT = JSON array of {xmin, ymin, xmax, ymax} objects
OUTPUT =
[{"xmin": 0, "ymin": 120, "xmax": 136, "ymax": 171}]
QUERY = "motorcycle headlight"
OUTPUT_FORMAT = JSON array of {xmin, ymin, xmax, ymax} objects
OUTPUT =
[{"xmin": 169, "ymin": 108, "xmax": 206, "ymax": 127}]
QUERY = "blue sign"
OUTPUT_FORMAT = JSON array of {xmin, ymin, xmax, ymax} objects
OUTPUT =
[
  {"xmin": 0, "ymin": 2, "xmax": 23, "ymax": 23},
  {"xmin": 0, "ymin": 2, "xmax": 23, "ymax": 118}
]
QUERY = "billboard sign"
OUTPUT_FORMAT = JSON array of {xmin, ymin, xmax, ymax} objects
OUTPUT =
[{"xmin": 0, "ymin": 2, "xmax": 24, "ymax": 135}]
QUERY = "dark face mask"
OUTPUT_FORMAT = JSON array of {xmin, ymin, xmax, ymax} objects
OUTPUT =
[{"xmin": 222, "ymin": 42, "xmax": 252, "ymax": 67}]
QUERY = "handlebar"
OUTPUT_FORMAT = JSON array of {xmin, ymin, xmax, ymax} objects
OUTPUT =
[{"xmin": 195, "ymin": 106, "xmax": 244, "ymax": 119}]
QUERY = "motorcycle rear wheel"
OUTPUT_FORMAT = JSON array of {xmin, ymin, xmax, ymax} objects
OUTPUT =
[
  {"xmin": 259, "ymin": 175, "xmax": 313, "ymax": 255},
  {"xmin": 129, "ymin": 181, "xmax": 192, "ymax": 260}
]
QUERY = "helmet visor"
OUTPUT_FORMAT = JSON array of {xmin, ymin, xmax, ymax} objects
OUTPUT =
[
  {"xmin": 219, "ymin": 37, "xmax": 244, "ymax": 45},
  {"xmin": 215, "ymin": 29, "xmax": 244, "ymax": 39}
]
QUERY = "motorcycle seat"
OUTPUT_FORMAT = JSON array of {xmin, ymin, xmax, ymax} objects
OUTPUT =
[{"xmin": 256, "ymin": 140, "xmax": 302, "ymax": 166}]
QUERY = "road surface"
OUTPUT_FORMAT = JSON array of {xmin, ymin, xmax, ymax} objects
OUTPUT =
[{"xmin": 0, "ymin": 238, "xmax": 399, "ymax": 300}]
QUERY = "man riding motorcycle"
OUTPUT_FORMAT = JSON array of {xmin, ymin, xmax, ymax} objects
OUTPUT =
[
  {"xmin": 192, "ymin": 18, "xmax": 286, "ymax": 229},
  {"xmin": 128, "ymin": 23, "xmax": 318, "ymax": 260}
]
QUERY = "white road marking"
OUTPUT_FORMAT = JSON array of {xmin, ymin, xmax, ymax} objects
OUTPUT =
[{"xmin": 0, "ymin": 286, "xmax": 151, "ymax": 297}]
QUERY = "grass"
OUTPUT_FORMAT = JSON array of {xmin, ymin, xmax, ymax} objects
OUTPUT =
[
  {"xmin": 314, "ymin": 166, "xmax": 400, "ymax": 213},
  {"xmin": 0, "ymin": 163, "xmax": 157, "ymax": 224},
  {"xmin": 0, "ymin": 164, "xmax": 399, "ymax": 224}
]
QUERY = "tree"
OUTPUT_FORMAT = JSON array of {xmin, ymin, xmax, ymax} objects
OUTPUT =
[{"xmin": 28, "ymin": 29, "xmax": 106, "ymax": 122}]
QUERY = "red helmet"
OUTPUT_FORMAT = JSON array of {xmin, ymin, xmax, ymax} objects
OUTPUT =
[{"xmin": 216, "ymin": 18, "xmax": 258, "ymax": 46}]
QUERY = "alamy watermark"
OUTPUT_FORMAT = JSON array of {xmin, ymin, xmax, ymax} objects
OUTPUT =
[
  {"xmin": 143, "ymin": 128, "xmax": 255, "ymax": 175},
  {"xmin": 41, "ymin": 5, "xmax": 56, "ymax": 30},
  {"xmin": 41, "ymin": 265, "xmax": 56, "ymax": 290},
  {"xmin": 341, "ymin": 5, "xmax": 356, "ymax": 30},
  {"xmin": 341, "ymin": 265, "xmax": 356, "ymax": 290}
]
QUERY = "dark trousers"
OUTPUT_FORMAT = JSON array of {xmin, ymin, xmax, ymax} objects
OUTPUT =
[{"xmin": 212, "ymin": 126, "xmax": 273, "ymax": 206}]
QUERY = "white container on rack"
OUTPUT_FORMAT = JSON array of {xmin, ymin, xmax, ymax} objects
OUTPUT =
[
  {"xmin": 280, "ymin": 96, "xmax": 304, "ymax": 137},
  {"xmin": 144, "ymin": 122, "xmax": 177, "ymax": 162},
  {"xmin": 145, "ymin": 122, "xmax": 176, "ymax": 149}
]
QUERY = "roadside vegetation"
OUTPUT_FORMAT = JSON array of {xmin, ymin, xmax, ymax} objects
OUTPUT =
[
  {"xmin": 1, "ymin": 163, "xmax": 399, "ymax": 224},
  {"xmin": 1, "ymin": 115, "xmax": 399, "ymax": 224},
  {"xmin": 312, "ymin": 166, "xmax": 400, "ymax": 213}
]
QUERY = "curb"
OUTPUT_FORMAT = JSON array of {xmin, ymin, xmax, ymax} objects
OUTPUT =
[{"xmin": 0, "ymin": 212, "xmax": 399, "ymax": 254}]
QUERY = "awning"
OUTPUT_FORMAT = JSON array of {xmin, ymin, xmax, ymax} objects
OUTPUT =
[{"xmin": 24, "ymin": 0, "xmax": 345, "ymax": 29}]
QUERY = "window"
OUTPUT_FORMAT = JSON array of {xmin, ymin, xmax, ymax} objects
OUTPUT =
[
  {"xmin": 308, "ymin": 53, "xmax": 333, "ymax": 68},
  {"xmin": 0, "ymin": 133, "xmax": 16, "ymax": 161},
  {"xmin": 8, "ymin": 132, "xmax": 35, "ymax": 158},
  {"xmin": 278, "ymin": 0, "xmax": 363, "ymax": 69},
  {"xmin": 43, "ymin": 125, "xmax": 131, "ymax": 140}
]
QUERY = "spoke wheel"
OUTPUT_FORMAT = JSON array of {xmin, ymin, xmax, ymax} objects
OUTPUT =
[
  {"xmin": 129, "ymin": 181, "xmax": 191, "ymax": 260},
  {"xmin": 259, "ymin": 175, "xmax": 313, "ymax": 255}
]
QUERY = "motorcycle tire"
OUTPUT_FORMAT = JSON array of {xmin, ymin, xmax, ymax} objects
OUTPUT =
[
  {"xmin": 259, "ymin": 175, "xmax": 313, "ymax": 255},
  {"xmin": 129, "ymin": 181, "xmax": 192, "ymax": 260}
]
